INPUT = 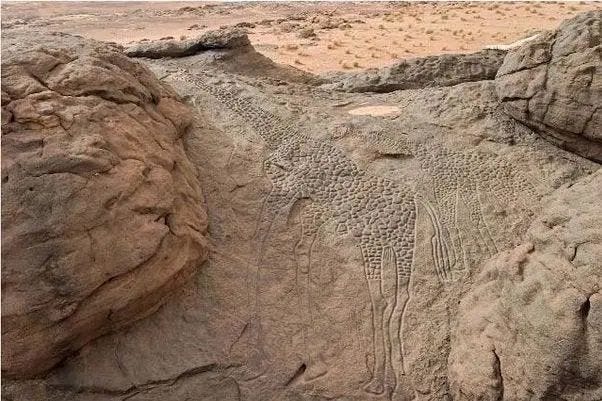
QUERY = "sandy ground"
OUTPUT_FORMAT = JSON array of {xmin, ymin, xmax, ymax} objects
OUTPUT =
[{"xmin": 2, "ymin": 1, "xmax": 601, "ymax": 73}]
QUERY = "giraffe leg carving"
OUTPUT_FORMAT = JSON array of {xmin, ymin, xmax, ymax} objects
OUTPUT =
[
  {"xmin": 294, "ymin": 202, "xmax": 330, "ymax": 380},
  {"xmin": 363, "ymin": 244, "xmax": 392, "ymax": 395}
]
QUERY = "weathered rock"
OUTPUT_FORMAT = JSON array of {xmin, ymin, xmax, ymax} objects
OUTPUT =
[
  {"xmin": 1, "ymin": 31, "xmax": 209, "ymax": 378},
  {"xmin": 321, "ymin": 49, "xmax": 506, "ymax": 93},
  {"xmin": 235, "ymin": 21, "xmax": 256, "ymax": 29},
  {"xmin": 450, "ymin": 169, "xmax": 602, "ymax": 401},
  {"xmin": 125, "ymin": 27, "xmax": 251, "ymax": 58},
  {"xmin": 130, "ymin": 31, "xmax": 322, "ymax": 86},
  {"xmin": 5, "ymin": 56, "xmax": 598, "ymax": 400},
  {"xmin": 495, "ymin": 11, "xmax": 602, "ymax": 162},
  {"xmin": 298, "ymin": 27, "xmax": 316, "ymax": 39},
  {"xmin": 3, "ymin": 12, "xmax": 601, "ymax": 401}
]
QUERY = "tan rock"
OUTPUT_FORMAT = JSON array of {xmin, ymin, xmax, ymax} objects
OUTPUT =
[
  {"xmin": 1, "ymin": 31, "xmax": 209, "ymax": 378},
  {"xmin": 124, "ymin": 27, "xmax": 251, "ymax": 59},
  {"xmin": 2, "ymin": 12, "xmax": 601, "ymax": 401},
  {"xmin": 450, "ymin": 170, "xmax": 602, "ymax": 401},
  {"xmin": 495, "ymin": 11, "xmax": 602, "ymax": 162},
  {"xmin": 321, "ymin": 49, "xmax": 506, "ymax": 93}
]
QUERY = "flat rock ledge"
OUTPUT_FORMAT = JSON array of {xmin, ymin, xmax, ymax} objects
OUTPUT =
[
  {"xmin": 321, "ymin": 49, "xmax": 506, "ymax": 93},
  {"xmin": 125, "ymin": 27, "xmax": 251, "ymax": 59}
]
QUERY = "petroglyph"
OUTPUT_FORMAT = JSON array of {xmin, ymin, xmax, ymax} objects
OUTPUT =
[
  {"xmin": 252, "ymin": 126, "xmax": 427, "ymax": 395},
  {"xmin": 173, "ymin": 70, "xmax": 538, "ymax": 396},
  {"xmin": 358, "ymin": 128, "xmax": 540, "ymax": 271}
]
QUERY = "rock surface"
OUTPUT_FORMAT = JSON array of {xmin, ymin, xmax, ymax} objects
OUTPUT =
[
  {"xmin": 2, "ymin": 12, "xmax": 601, "ymax": 401},
  {"xmin": 126, "ymin": 28, "xmax": 320, "ymax": 85},
  {"xmin": 495, "ymin": 11, "xmax": 602, "ymax": 162},
  {"xmin": 321, "ymin": 49, "xmax": 506, "ymax": 93},
  {"xmin": 450, "ymin": 169, "xmax": 602, "ymax": 401},
  {"xmin": 1, "ymin": 31, "xmax": 209, "ymax": 378},
  {"xmin": 124, "ymin": 27, "xmax": 251, "ymax": 58}
]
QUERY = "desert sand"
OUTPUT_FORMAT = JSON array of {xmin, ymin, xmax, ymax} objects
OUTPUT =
[{"xmin": 2, "ymin": 1, "xmax": 601, "ymax": 72}]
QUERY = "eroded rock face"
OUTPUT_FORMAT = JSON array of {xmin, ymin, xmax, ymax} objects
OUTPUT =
[
  {"xmin": 450, "ymin": 170, "xmax": 602, "ymax": 401},
  {"xmin": 2, "ymin": 13, "xmax": 601, "ymax": 401},
  {"xmin": 126, "ymin": 28, "xmax": 320, "ymax": 85},
  {"xmin": 1, "ymin": 31, "xmax": 208, "ymax": 378},
  {"xmin": 5, "ymin": 59, "xmax": 598, "ymax": 400},
  {"xmin": 321, "ymin": 49, "xmax": 506, "ymax": 93},
  {"xmin": 124, "ymin": 28, "xmax": 251, "ymax": 59},
  {"xmin": 495, "ymin": 11, "xmax": 602, "ymax": 162}
]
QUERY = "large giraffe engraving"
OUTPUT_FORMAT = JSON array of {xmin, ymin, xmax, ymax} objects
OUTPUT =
[
  {"xmin": 178, "ymin": 71, "xmax": 454, "ymax": 395},
  {"xmin": 257, "ymin": 135, "xmax": 447, "ymax": 393}
]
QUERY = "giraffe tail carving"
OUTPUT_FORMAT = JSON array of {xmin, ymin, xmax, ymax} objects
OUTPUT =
[{"xmin": 415, "ymin": 196, "xmax": 453, "ymax": 283}]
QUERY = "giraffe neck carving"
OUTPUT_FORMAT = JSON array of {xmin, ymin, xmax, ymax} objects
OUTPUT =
[{"xmin": 182, "ymin": 72, "xmax": 306, "ymax": 149}]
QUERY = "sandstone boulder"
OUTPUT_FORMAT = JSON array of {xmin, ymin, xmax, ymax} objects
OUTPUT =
[
  {"xmin": 450, "ymin": 169, "xmax": 602, "ymax": 401},
  {"xmin": 495, "ymin": 11, "xmax": 602, "ymax": 162},
  {"xmin": 129, "ymin": 29, "xmax": 321, "ymax": 85},
  {"xmin": 125, "ymin": 27, "xmax": 251, "ymax": 59},
  {"xmin": 321, "ymin": 49, "xmax": 506, "ymax": 93},
  {"xmin": 1, "ymin": 31, "xmax": 209, "ymax": 378}
]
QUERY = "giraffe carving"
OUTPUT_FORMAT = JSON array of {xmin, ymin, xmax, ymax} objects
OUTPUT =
[{"xmin": 174, "ymin": 71, "xmax": 537, "ymax": 397}]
